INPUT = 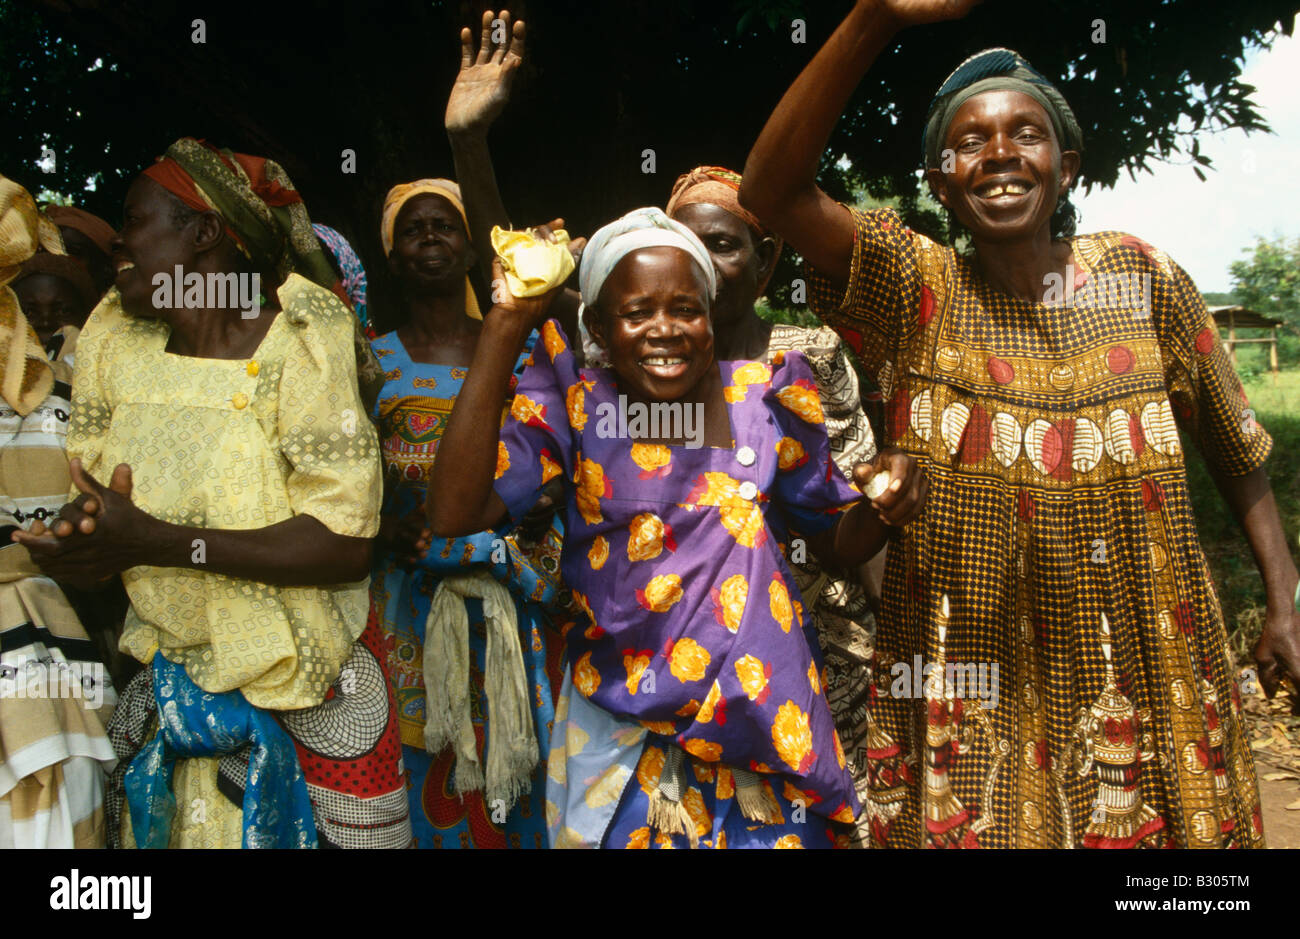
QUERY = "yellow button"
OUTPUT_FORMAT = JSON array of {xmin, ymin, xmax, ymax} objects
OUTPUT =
[
  {"xmin": 246, "ymin": 361, "xmax": 259, "ymax": 377},
  {"xmin": 232, "ymin": 392, "xmax": 249, "ymax": 410}
]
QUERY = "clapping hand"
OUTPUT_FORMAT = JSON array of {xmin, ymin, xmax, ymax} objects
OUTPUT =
[{"xmin": 12, "ymin": 460, "xmax": 152, "ymax": 589}]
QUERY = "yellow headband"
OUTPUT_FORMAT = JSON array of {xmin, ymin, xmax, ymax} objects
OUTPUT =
[{"xmin": 381, "ymin": 178, "xmax": 480, "ymax": 319}]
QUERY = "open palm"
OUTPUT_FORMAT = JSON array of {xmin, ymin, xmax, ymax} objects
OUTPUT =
[
  {"xmin": 873, "ymin": 0, "xmax": 980, "ymax": 27},
  {"xmin": 445, "ymin": 9, "xmax": 525, "ymax": 135}
]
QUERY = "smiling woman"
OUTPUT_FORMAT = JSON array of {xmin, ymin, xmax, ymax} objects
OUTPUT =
[
  {"xmin": 16, "ymin": 139, "xmax": 411, "ymax": 850},
  {"xmin": 739, "ymin": 0, "xmax": 1300, "ymax": 849},
  {"xmin": 429, "ymin": 206, "xmax": 924, "ymax": 848}
]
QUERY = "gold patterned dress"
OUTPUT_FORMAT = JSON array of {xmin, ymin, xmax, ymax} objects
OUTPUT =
[{"xmin": 807, "ymin": 207, "xmax": 1268, "ymax": 848}]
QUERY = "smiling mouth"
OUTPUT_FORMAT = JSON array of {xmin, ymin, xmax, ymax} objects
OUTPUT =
[
  {"xmin": 114, "ymin": 260, "xmax": 135, "ymax": 273},
  {"xmin": 640, "ymin": 355, "xmax": 689, "ymax": 379},
  {"xmin": 975, "ymin": 179, "xmax": 1033, "ymax": 199}
]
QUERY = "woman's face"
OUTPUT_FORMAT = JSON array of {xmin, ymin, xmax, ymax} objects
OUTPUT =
[
  {"xmin": 13, "ymin": 273, "xmax": 86, "ymax": 342},
  {"xmin": 671, "ymin": 203, "xmax": 772, "ymax": 331},
  {"xmin": 387, "ymin": 193, "xmax": 471, "ymax": 295},
  {"xmin": 589, "ymin": 246, "xmax": 714, "ymax": 402},
  {"xmin": 113, "ymin": 175, "xmax": 198, "ymax": 318},
  {"xmin": 926, "ymin": 89, "xmax": 1079, "ymax": 244}
]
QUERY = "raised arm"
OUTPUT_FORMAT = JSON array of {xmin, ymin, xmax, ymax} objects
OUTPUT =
[
  {"xmin": 445, "ymin": 8, "xmax": 583, "ymax": 342},
  {"xmin": 428, "ymin": 258, "xmax": 556, "ymax": 537},
  {"xmin": 446, "ymin": 9, "xmax": 523, "ymax": 284},
  {"xmin": 739, "ymin": 0, "xmax": 976, "ymax": 283}
]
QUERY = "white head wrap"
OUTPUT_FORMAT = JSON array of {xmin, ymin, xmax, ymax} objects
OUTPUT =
[{"xmin": 578, "ymin": 207, "xmax": 718, "ymax": 367}]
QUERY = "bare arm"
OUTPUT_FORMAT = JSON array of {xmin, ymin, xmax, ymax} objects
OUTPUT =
[
  {"xmin": 807, "ymin": 449, "xmax": 928, "ymax": 572},
  {"xmin": 447, "ymin": 10, "xmax": 522, "ymax": 286},
  {"xmin": 428, "ymin": 259, "xmax": 558, "ymax": 537},
  {"xmin": 739, "ymin": 0, "xmax": 976, "ymax": 283},
  {"xmin": 16, "ymin": 462, "xmax": 372, "ymax": 589},
  {"xmin": 1210, "ymin": 463, "xmax": 1300, "ymax": 699},
  {"xmin": 445, "ymin": 9, "xmax": 584, "ymax": 344}
]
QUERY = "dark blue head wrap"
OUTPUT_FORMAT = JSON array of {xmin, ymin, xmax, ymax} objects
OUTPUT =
[{"xmin": 923, "ymin": 48, "xmax": 1083, "ymax": 168}]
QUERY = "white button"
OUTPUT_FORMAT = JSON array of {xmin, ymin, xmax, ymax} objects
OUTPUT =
[
  {"xmin": 736, "ymin": 446, "xmax": 756, "ymax": 466},
  {"xmin": 738, "ymin": 481, "xmax": 758, "ymax": 501}
]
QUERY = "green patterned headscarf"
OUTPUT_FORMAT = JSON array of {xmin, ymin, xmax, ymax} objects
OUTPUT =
[
  {"xmin": 143, "ymin": 137, "xmax": 338, "ymax": 290},
  {"xmin": 142, "ymin": 137, "xmax": 384, "ymax": 410}
]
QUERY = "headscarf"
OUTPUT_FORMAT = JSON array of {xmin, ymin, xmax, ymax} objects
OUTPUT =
[
  {"xmin": 142, "ymin": 137, "xmax": 340, "ymax": 292},
  {"xmin": 922, "ymin": 48, "xmax": 1084, "ymax": 169},
  {"xmin": 141, "ymin": 137, "xmax": 384, "ymax": 410},
  {"xmin": 666, "ymin": 165, "xmax": 783, "ymax": 294},
  {"xmin": 0, "ymin": 175, "xmax": 65, "ymax": 414},
  {"xmin": 14, "ymin": 251, "xmax": 98, "ymax": 315},
  {"xmin": 577, "ymin": 206, "xmax": 718, "ymax": 367},
  {"xmin": 380, "ymin": 179, "xmax": 481, "ymax": 319},
  {"xmin": 41, "ymin": 204, "xmax": 116, "ymax": 257},
  {"xmin": 313, "ymin": 223, "xmax": 370, "ymax": 337}
]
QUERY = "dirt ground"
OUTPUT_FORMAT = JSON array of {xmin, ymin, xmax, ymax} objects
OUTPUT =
[{"xmin": 1242, "ymin": 685, "xmax": 1300, "ymax": 848}]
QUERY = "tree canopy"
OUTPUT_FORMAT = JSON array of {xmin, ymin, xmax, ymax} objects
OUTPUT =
[
  {"xmin": 2, "ymin": 0, "xmax": 1294, "ymax": 327},
  {"xmin": 1230, "ymin": 235, "xmax": 1300, "ymax": 327}
]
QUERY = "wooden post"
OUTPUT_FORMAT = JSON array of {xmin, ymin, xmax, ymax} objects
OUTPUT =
[
  {"xmin": 1270, "ymin": 325, "xmax": 1279, "ymax": 384},
  {"xmin": 1228, "ymin": 309, "xmax": 1237, "ymax": 366}
]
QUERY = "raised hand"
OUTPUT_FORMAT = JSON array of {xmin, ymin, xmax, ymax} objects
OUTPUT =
[
  {"xmin": 445, "ymin": 9, "xmax": 526, "ymax": 136},
  {"xmin": 869, "ymin": 0, "xmax": 981, "ymax": 28}
]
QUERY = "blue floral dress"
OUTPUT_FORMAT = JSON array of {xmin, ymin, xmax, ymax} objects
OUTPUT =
[{"xmin": 369, "ymin": 329, "xmax": 563, "ymax": 848}]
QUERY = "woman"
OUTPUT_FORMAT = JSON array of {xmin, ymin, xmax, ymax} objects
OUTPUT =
[
  {"xmin": 666, "ymin": 166, "xmax": 882, "ymax": 846},
  {"xmin": 18, "ymin": 138, "xmax": 410, "ymax": 849},
  {"xmin": 11, "ymin": 229, "xmax": 133, "ymax": 684},
  {"xmin": 431, "ymin": 208, "xmax": 927, "ymax": 848},
  {"xmin": 740, "ymin": 0, "xmax": 1300, "ymax": 847},
  {"xmin": 11, "ymin": 249, "xmax": 98, "ymax": 344},
  {"xmin": 0, "ymin": 177, "xmax": 117, "ymax": 848},
  {"xmin": 369, "ymin": 177, "xmax": 562, "ymax": 849}
]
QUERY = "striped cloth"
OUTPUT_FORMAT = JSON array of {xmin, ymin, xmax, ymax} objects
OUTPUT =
[{"xmin": 0, "ymin": 324, "xmax": 118, "ymax": 847}]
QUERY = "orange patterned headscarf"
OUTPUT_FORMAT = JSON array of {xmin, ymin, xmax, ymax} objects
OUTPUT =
[{"xmin": 666, "ymin": 165, "xmax": 783, "ymax": 295}]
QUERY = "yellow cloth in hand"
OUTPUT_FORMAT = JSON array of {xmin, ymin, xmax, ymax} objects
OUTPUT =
[{"xmin": 491, "ymin": 226, "xmax": 576, "ymax": 298}]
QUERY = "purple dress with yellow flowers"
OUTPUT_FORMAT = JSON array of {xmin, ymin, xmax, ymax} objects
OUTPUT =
[{"xmin": 493, "ymin": 320, "xmax": 862, "ymax": 848}]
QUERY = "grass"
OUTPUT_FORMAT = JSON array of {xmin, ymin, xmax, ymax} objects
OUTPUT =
[{"xmin": 1184, "ymin": 358, "xmax": 1300, "ymax": 661}]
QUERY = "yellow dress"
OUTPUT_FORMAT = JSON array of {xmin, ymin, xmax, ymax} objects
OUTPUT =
[{"xmin": 70, "ymin": 274, "xmax": 382, "ymax": 846}]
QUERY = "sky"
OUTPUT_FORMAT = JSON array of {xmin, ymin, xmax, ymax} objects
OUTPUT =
[{"xmin": 1073, "ymin": 18, "xmax": 1299, "ymax": 294}]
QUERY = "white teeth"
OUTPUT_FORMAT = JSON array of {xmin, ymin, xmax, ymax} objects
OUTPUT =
[
  {"xmin": 643, "ymin": 357, "xmax": 685, "ymax": 367},
  {"xmin": 116, "ymin": 261, "xmax": 135, "ymax": 272}
]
